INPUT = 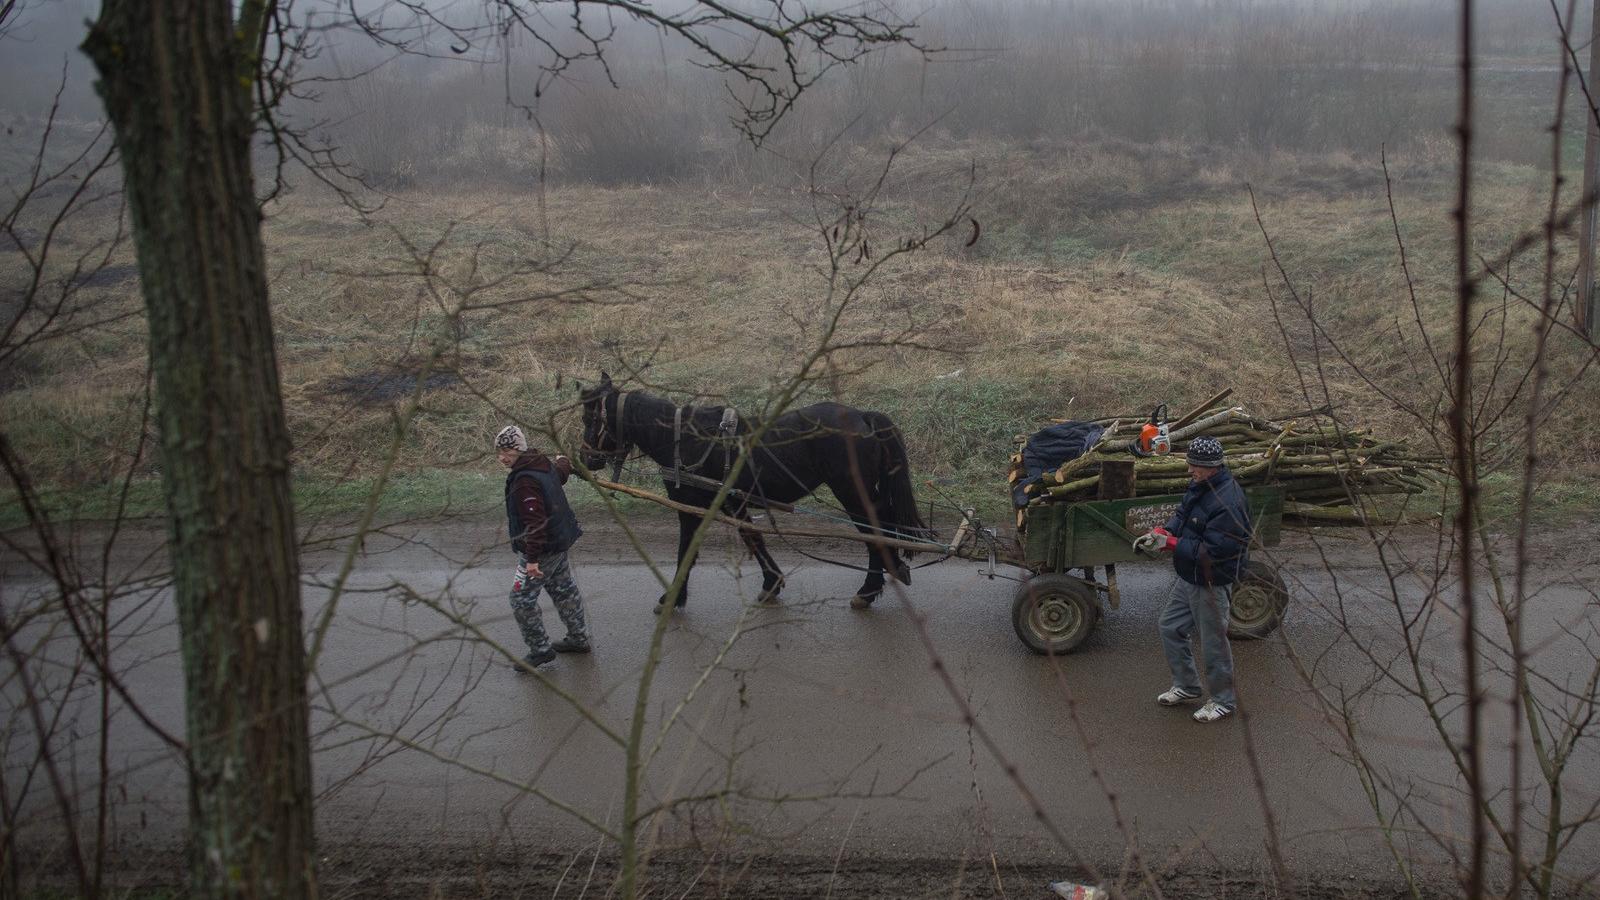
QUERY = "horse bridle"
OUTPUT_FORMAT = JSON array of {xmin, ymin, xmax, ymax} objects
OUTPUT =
[
  {"xmin": 604, "ymin": 389, "xmax": 630, "ymax": 480},
  {"xmin": 593, "ymin": 389, "xmax": 632, "ymax": 482}
]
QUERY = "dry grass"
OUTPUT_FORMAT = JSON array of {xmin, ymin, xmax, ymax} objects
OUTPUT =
[{"xmin": 3, "ymin": 138, "xmax": 1595, "ymax": 523}]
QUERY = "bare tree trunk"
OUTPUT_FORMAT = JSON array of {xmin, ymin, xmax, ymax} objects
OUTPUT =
[
  {"xmin": 1576, "ymin": 0, "xmax": 1600, "ymax": 335},
  {"xmin": 1451, "ymin": 1, "xmax": 1486, "ymax": 896},
  {"xmin": 82, "ymin": 2, "xmax": 316, "ymax": 897}
]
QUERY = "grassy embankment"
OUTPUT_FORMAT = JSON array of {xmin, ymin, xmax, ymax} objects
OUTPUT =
[{"xmin": 3, "ymin": 138, "xmax": 1596, "ymax": 534}]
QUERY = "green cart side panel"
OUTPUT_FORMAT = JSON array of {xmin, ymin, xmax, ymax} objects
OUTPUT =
[{"xmin": 1023, "ymin": 485, "xmax": 1284, "ymax": 573}]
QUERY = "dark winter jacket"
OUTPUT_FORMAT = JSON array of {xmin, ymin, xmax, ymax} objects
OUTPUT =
[
  {"xmin": 1012, "ymin": 420, "xmax": 1106, "ymax": 508},
  {"xmin": 505, "ymin": 451, "xmax": 582, "ymax": 558},
  {"xmin": 1162, "ymin": 466, "xmax": 1252, "ymax": 587}
]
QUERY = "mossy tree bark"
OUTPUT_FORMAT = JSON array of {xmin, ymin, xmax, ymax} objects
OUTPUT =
[{"xmin": 83, "ymin": 2, "xmax": 315, "ymax": 896}]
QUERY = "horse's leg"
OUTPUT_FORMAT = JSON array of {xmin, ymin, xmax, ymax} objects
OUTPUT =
[
  {"xmin": 827, "ymin": 480, "xmax": 888, "ymax": 608},
  {"xmin": 881, "ymin": 542, "xmax": 911, "ymax": 587},
  {"xmin": 656, "ymin": 509, "xmax": 698, "ymax": 613},
  {"xmin": 737, "ymin": 519, "xmax": 785, "ymax": 603},
  {"xmin": 881, "ymin": 495, "xmax": 912, "ymax": 587},
  {"xmin": 856, "ymin": 481, "xmax": 911, "ymax": 587},
  {"xmin": 864, "ymin": 495, "xmax": 912, "ymax": 592}
]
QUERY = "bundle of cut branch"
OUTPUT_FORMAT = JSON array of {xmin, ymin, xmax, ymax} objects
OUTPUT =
[{"xmin": 1008, "ymin": 392, "xmax": 1447, "ymax": 527}]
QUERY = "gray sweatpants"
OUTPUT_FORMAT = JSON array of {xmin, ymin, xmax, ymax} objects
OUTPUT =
[
  {"xmin": 1158, "ymin": 577, "xmax": 1236, "ymax": 709},
  {"xmin": 509, "ymin": 550, "xmax": 589, "ymax": 654}
]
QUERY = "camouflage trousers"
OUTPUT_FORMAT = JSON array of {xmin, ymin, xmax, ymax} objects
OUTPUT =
[{"xmin": 509, "ymin": 550, "xmax": 589, "ymax": 654}]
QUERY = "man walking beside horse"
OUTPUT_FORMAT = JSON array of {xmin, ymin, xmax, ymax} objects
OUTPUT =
[{"xmin": 497, "ymin": 424, "xmax": 593, "ymax": 671}]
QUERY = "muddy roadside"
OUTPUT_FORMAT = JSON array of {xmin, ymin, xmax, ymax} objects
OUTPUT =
[{"xmin": 78, "ymin": 840, "xmax": 1447, "ymax": 899}]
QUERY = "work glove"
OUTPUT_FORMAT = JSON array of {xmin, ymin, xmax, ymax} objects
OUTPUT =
[{"xmin": 1132, "ymin": 527, "xmax": 1178, "ymax": 555}]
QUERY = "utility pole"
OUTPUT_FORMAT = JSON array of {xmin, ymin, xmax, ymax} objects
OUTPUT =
[{"xmin": 1578, "ymin": 0, "xmax": 1600, "ymax": 336}]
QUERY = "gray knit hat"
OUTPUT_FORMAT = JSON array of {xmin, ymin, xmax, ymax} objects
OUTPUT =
[
  {"xmin": 1185, "ymin": 436, "xmax": 1225, "ymax": 467},
  {"xmin": 494, "ymin": 425, "xmax": 528, "ymax": 452}
]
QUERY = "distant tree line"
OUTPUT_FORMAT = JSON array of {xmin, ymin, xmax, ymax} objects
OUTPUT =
[{"xmin": 281, "ymin": 0, "xmax": 1567, "ymax": 186}]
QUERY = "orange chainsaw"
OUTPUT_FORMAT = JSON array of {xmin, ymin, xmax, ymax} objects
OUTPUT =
[{"xmin": 1130, "ymin": 403, "xmax": 1171, "ymax": 457}]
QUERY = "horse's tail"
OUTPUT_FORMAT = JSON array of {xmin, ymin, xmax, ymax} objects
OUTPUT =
[{"xmin": 863, "ymin": 411, "xmax": 928, "ymax": 542}]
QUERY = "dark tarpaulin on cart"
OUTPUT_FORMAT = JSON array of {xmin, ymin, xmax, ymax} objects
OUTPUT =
[{"xmin": 1013, "ymin": 421, "xmax": 1105, "ymax": 508}]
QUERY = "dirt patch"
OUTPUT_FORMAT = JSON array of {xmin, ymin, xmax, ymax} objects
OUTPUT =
[{"xmin": 318, "ymin": 368, "xmax": 464, "ymax": 405}]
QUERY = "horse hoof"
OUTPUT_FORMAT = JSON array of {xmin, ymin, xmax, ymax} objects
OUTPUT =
[
  {"xmin": 850, "ymin": 593, "xmax": 879, "ymax": 610},
  {"xmin": 892, "ymin": 562, "xmax": 912, "ymax": 585},
  {"xmin": 755, "ymin": 578, "xmax": 785, "ymax": 605}
]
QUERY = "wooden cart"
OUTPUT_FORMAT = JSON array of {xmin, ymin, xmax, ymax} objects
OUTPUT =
[{"xmin": 1009, "ymin": 485, "xmax": 1290, "ymax": 654}]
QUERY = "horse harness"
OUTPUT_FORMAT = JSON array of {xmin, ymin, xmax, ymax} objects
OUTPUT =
[
  {"xmin": 669, "ymin": 403, "xmax": 739, "ymax": 488},
  {"xmin": 662, "ymin": 402, "xmax": 883, "ymax": 524},
  {"xmin": 606, "ymin": 389, "xmax": 741, "ymax": 490},
  {"xmin": 657, "ymin": 400, "xmax": 822, "ymax": 520},
  {"xmin": 606, "ymin": 389, "xmax": 947, "ymax": 574}
]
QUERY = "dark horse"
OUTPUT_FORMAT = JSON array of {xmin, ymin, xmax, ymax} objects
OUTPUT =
[{"xmin": 578, "ymin": 373, "xmax": 927, "ymax": 610}]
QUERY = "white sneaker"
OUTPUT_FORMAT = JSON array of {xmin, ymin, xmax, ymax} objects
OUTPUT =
[
  {"xmin": 1157, "ymin": 686, "xmax": 1202, "ymax": 706},
  {"xmin": 1192, "ymin": 700, "xmax": 1235, "ymax": 723}
]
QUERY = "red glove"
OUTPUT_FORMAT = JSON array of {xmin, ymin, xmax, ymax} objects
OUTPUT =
[{"xmin": 1133, "ymin": 527, "xmax": 1179, "ymax": 555}]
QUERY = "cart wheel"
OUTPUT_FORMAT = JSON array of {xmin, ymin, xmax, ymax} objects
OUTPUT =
[
  {"xmin": 1011, "ymin": 573, "xmax": 1098, "ymax": 655},
  {"xmin": 1228, "ymin": 558, "xmax": 1289, "ymax": 640}
]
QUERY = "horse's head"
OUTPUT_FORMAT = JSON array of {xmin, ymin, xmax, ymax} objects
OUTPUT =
[{"xmin": 578, "ymin": 371, "xmax": 627, "ymax": 473}]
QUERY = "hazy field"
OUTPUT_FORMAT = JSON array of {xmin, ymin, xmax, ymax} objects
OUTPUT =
[
  {"xmin": 2, "ymin": 0, "xmax": 1594, "ymax": 531},
  {"xmin": 4, "ymin": 133, "xmax": 1595, "ymax": 528}
]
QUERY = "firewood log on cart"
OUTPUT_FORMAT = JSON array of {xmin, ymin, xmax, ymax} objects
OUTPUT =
[{"xmin": 1008, "ymin": 391, "xmax": 1447, "ymax": 530}]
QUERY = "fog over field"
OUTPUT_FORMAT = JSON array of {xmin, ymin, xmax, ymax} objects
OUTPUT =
[{"xmin": 0, "ymin": 0, "xmax": 1575, "ymax": 182}]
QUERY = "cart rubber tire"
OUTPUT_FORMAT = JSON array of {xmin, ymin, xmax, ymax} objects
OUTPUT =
[
  {"xmin": 1012, "ymin": 573, "xmax": 1098, "ymax": 655},
  {"xmin": 1227, "ymin": 558, "xmax": 1289, "ymax": 640}
]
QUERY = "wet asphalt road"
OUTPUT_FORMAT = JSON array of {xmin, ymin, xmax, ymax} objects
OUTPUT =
[{"xmin": 6, "ymin": 522, "xmax": 1599, "ymax": 883}]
